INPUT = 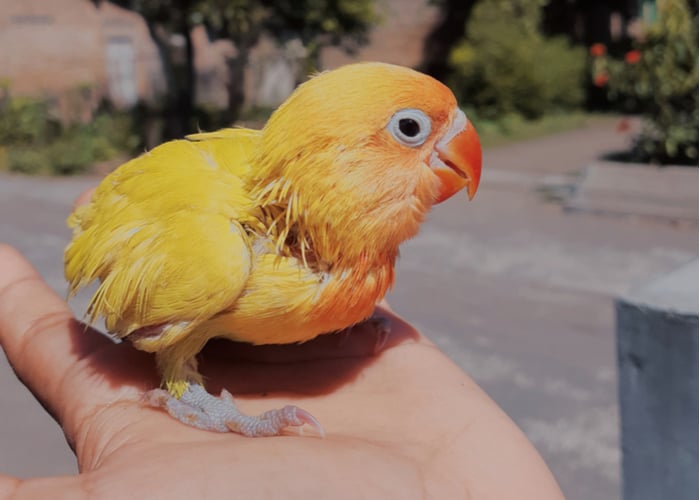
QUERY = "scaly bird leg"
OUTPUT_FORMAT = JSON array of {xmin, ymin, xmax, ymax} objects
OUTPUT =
[{"xmin": 145, "ymin": 384, "xmax": 325, "ymax": 437}]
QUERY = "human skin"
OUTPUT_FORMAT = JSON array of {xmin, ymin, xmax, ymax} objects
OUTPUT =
[{"xmin": 0, "ymin": 226, "xmax": 563, "ymax": 499}]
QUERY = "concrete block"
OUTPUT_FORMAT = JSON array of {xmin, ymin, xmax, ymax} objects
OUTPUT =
[{"xmin": 616, "ymin": 259, "xmax": 699, "ymax": 500}]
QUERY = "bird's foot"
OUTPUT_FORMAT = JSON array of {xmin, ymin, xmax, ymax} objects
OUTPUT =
[{"xmin": 144, "ymin": 384, "xmax": 325, "ymax": 437}]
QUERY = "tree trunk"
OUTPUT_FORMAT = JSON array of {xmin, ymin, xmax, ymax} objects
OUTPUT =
[
  {"xmin": 173, "ymin": 22, "xmax": 195, "ymax": 138},
  {"xmin": 142, "ymin": 22, "xmax": 174, "ymax": 147},
  {"xmin": 144, "ymin": 7, "xmax": 195, "ymax": 140},
  {"xmin": 227, "ymin": 49, "xmax": 249, "ymax": 124},
  {"xmin": 419, "ymin": 0, "xmax": 476, "ymax": 82},
  {"xmin": 227, "ymin": 26, "xmax": 262, "ymax": 123}
]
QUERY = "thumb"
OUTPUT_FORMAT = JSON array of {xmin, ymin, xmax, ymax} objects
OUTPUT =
[{"xmin": 0, "ymin": 474, "xmax": 84, "ymax": 499}]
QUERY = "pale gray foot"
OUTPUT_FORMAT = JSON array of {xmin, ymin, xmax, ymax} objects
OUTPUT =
[{"xmin": 145, "ymin": 384, "xmax": 325, "ymax": 437}]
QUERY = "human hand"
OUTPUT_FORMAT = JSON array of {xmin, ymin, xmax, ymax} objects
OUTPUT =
[{"xmin": 0, "ymin": 243, "xmax": 562, "ymax": 499}]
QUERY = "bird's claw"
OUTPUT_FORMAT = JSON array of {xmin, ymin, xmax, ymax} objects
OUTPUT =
[
  {"xmin": 144, "ymin": 385, "xmax": 325, "ymax": 438},
  {"xmin": 229, "ymin": 403, "xmax": 326, "ymax": 438}
]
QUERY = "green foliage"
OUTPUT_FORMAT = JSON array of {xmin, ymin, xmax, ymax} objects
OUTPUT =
[
  {"xmin": 193, "ymin": 0, "xmax": 377, "ymax": 47},
  {"xmin": 5, "ymin": 148, "xmax": 49, "ymax": 175},
  {"xmin": 191, "ymin": 0, "xmax": 378, "ymax": 76},
  {"xmin": 0, "ymin": 95, "xmax": 54, "ymax": 146},
  {"xmin": 0, "ymin": 91, "xmax": 139, "ymax": 175},
  {"xmin": 448, "ymin": 0, "xmax": 586, "ymax": 120},
  {"xmin": 263, "ymin": 0, "xmax": 377, "ymax": 54},
  {"xmin": 590, "ymin": 0, "xmax": 698, "ymax": 164}
]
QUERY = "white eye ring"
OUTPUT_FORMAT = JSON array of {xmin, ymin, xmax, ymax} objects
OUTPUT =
[{"xmin": 387, "ymin": 108, "xmax": 432, "ymax": 147}]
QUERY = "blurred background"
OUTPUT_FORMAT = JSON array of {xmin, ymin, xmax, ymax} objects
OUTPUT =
[{"xmin": 0, "ymin": 0, "xmax": 697, "ymax": 499}]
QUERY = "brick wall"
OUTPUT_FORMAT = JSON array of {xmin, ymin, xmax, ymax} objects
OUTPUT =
[{"xmin": 0, "ymin": 0, "xmax": 164, "ymax": 121}]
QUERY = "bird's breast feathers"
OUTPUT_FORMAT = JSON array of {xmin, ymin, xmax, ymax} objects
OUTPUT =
[{"xmin": 203, "ymin": 237, "xmax": 394, "ymax": 345}]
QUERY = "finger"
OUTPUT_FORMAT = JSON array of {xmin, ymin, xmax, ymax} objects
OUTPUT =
[
  {"xmin": 0, "ymin": 245, "xmax": 116, "ymax": 420},
  {"xmin": 72, "ymin": 187, "xmax": 96, "ymax": 209},
  {"xmin": 0, "ymin": 474, "xmax": 20, "ymax": 497}
]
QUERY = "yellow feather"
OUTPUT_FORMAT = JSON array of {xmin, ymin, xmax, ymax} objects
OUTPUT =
[
  {"xmin": 65, "ymin": 62, "xmax": 463, "ymax": 395},
  {"xmin": 66, "ymin": 134, "xmax": 257, "ymax": 342}
]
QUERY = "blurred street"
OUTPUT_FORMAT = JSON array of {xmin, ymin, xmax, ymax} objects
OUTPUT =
[{"xmin": 0, "ymin": 118, "xmax": 697, "ymax": 499}]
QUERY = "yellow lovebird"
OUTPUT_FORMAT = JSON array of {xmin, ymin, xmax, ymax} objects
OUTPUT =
[{"xmin": 65, "ymin": 62, "xmax": 482, "ymax": 437}]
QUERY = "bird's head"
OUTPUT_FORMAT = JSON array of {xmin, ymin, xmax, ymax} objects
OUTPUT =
[{"xmin": 253, "ymin": 62, "xmax": 482, "ymax": 265}]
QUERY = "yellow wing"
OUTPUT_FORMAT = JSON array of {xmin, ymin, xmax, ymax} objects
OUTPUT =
[{"xmin": 65, "ymin": 129, "xmax": 261, "ymax": 348}]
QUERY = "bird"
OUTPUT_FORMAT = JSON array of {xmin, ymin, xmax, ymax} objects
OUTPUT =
[{"xmin": 64, "ymin": 62, "xmax": 482, "ymax": 437}]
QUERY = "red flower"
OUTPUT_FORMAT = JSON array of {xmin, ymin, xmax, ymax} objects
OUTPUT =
[
  {"xmin": 589, "ymin": 43, "xmax": 607, "ymax": 57},
  {"xmin": 594, "ymin": 73, "xmax": 609, "ymax": 87},
  {"xmin": 617, "ymin": 118, "xmax": 631, "ymax": 133},
  {"xmin": 625, "ymin": 50, "xmax": 641, "ymax": 64}
]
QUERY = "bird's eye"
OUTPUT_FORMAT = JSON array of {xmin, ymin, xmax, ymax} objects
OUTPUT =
[
  {"xmin": 399, "ymin": 118, "xmax": 420, "ymax": 137},
  {"xmin": 387, "ymin": 109, "xmax": 432, "ymax": 147}
]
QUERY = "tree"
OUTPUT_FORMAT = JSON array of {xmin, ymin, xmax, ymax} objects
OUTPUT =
[
  {"xmin": 106, "ymin": 0, "xmax": 377, "ymax": 138},
  {"xmin": 96, "ymin": 0, "xmax": 197, "ymax": 140},
  {"xmin": 448, "ymin": 0, "xmax": 586, "ymax": 120},
  {"xmin": 419, "ymin": 0, "xmax": 477, "ymax": 81},
  {"xmin": 263, "ymin": 0, "xmax": 376, "ymax": 71},
  {"xmin": 198, "ymin": 0, "xmax": 376, "ymax": 121},
  {"xmin": 590, "ymin": 0, "xmax": 698, "ymax": 164}
]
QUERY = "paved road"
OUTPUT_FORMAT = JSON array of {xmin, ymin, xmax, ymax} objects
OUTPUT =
[{"xmin": 0, "ymin": 119, "xmax": 697, "ymax": 499}]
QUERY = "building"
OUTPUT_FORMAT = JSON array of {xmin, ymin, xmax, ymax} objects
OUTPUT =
[
  {"xmin": 0, "ymin": 0, "xmax": 662, "ymax": 121},
  {"xmin": 0, "ymin": 0, "xmax": 164, "ymax": 121}
]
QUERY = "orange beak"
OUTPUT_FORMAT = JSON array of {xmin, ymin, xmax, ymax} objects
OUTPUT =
[{"xmin": 430, "ymin": 115, "xmax": 482, "ymax": 203}]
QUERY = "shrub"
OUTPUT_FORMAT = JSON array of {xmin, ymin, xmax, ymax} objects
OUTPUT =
[
  {"xmin": 6, "ymin": 147, "xmax": 50, "ymax": 175},
  {"xmin": 0, "ymin": 90, "xmax": 139, "ymax": 175},
  {"xmin": 590, "ymin": 0, "xmax": 698, "ymax": 164},
  {"xmin": 448, "ymin": 0, "xmax": 586, "ymax": 120},
  {"xmin": 47, "ymin": 129, "xmax": 104, "ymax": 175},
  {"xmin": 0, "ymin": 95, "xmax": 54, "ymax": 146}
]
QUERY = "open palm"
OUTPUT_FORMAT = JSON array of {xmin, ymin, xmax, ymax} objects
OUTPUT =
[{"xmin": 0, "ymin": 244, "xmax": 562, "ymax": 499}]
